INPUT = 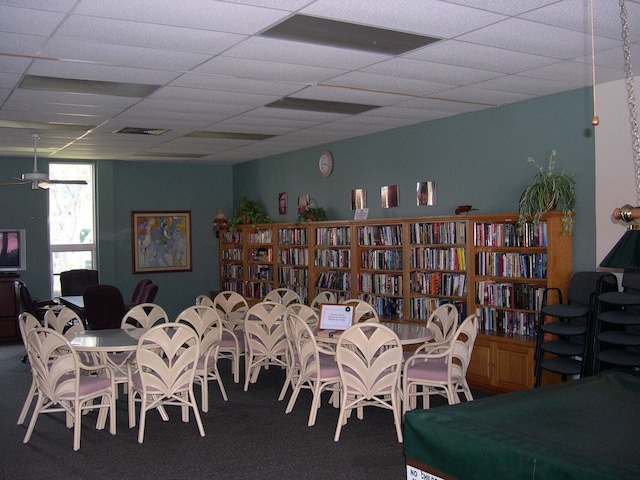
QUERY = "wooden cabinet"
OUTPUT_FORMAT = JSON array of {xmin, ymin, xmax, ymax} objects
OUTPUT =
[
  {"xmin": 0, "ymin": 274, "xmax": 19, "ymax": 339},
  {"xmin": 467, "ymin": 332, "xmax": 535, "ymax": 393},
  {"xmin": 218, "ymin": 212, "xmax": 571, "ymax": 392}
]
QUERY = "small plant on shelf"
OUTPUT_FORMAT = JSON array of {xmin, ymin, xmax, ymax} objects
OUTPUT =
[
  {"xmin": 297, "ymin": 198, "xmax": 327, "ymax": 223},
  {"xmin": 229, "ymin": 197, "xmax": 271, "ymax": 229},
  {"xmin": 518, "ymin": 149, "xmax": 575, "ymax": 235}
]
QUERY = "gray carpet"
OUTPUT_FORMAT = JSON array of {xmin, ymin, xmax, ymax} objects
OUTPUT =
[{"xmin": 1, "ymin": 340, "xmax": 485, "ymax": 480}]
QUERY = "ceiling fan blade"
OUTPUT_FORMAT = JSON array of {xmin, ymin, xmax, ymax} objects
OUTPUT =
[
  {"xmin": 47, "ymin": 179, "xmax": 88, "ymax": 185},
  {"xmin": 0, "ymin": 181, "xmax": 28, "ymax": 186}
]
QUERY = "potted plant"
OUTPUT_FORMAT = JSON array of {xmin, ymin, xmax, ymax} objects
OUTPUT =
[
  {"xmin": 297, "ymin": 198, "xmax": 328, "ymax": 223},
  {"xmin": 518, "ymin": 149, "xmax": 576, "ymax": 235},
  {"xmin": 229, "ymin": 197, "xmax": 271, "ymax": 229}
]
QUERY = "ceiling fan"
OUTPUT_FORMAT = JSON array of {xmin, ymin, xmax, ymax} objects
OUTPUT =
[{"xmin": 1, "ymin": 133, "xmax": 87, "ymax": 190}]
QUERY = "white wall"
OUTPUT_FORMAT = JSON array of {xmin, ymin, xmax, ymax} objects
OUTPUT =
[{"xmin": 595, "ymin": 76, "xmax": 639, "ymax": 267}]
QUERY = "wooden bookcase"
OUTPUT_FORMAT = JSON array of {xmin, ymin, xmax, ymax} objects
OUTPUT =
[{"xmin": 218, "ymin": 212, "xmax": 572, "ymax": 392}]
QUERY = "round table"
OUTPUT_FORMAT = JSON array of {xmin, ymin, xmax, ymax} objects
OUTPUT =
[{"xmin": 316, "ymin": 322, "xmax": 433, "ymax": 345}]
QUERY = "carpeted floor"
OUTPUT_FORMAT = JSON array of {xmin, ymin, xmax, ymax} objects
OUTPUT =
[{"xmin": 1, "ymin": 339, "xmax": 486, "ymax": 480}]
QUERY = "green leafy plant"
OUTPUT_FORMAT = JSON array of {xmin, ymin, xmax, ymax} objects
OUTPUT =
[
  {"xmin": 297, "ymin": 198, "xmax": 327, "ymax": 223},
  {"xmin": 518, "ymin": 150, "xmax": 576, "ymax": 235},
  {"xmin": 229, "ymin": 197, "xmax": 271, "ymax": 229}
]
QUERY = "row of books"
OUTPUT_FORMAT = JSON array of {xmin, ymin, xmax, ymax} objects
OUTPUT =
[
  {"xmin": 314, "ymin": 249, "xmax": 350, "ymax": 268},
  {"xmin": 475, "ymin": 307, "xmax": 538, "ymax": 336},
  {"xmin": 222, "ymin": 280, "xmax": 244, "ymax": 294},
  {"xmin": 359, "ymin": 294, "xmax": 404, "ymax": 318},
  {"xmin": 248, "ymin": 264, "xmax": 272, "ymax": 281},
  {"xmin": 360, "ymin": 249, "xmax": 403, "ymax": 270},
  {"xmin": 409, "ymin": 298, "xmax": 467, "ymax": 322},
  {"xmin": 476, "ymin": 252, "xmax": 547, "ymax": 279},
  {"xmin": 278, "ymin": 266, "xmax": 308, "ymax": 285},
  {"xmin": 278, "ymin": 227, "xmax": 308, "ymax": 245},
  {"xmin": 409, "ymin": 221, "xmax": 467, "ymax": 245},
  {"xmin": 473, "ymin": 222, "xmax": 547, "ymax": 247},
  {"xmin": 410, "ymin": 272, "xmax": 467, "ymax": 297},
  {"xmin": 278, "ymin": 247, "xmax": 308, "ymax": 265},
  {"xmin": 315, "ymin": 271, "xmax": 351, "ymax": 291},
  {"xmin": 248, "ymin": 247, "xmax": 273, "ymax": 262},
  {"xmin": 409, "ymin": 246, "xmax": 466, "ymax": 271},
  {"xmin": 245, "ymin": 282, "xmax": 272, "ymax": 300},
  {"xmin": 222, "ymin": 264, "xmax": 243, "ymax": 279},
  {"xmin": 246, "ymin": 229, "xmax": 273, "ymax": 244},
  {"xmin": 222, "ymin": 230, "xmax": 242, "ymax": 244},
  {"xmin": 357, "ymin": 273, "xmax": 403, "ymax": 296},
  {"xmin": 222, "ymin": 248, "xmax": 243, "ymax": 261},
  {"xmin": 316, "ymin": 227, "xmax": 351, "ymax": 246},
  {"xmin": 357, "ymin": 225, "xmax": 402, "ymax": 246},
  {"xmin": 475, "ymin": 281, "xmax": 545, "ymax": 311}
]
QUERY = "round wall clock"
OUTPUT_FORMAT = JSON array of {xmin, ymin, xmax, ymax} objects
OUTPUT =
[{"xmin": 318, "ymin": 150, "xmax": 333, "ymax": 177}]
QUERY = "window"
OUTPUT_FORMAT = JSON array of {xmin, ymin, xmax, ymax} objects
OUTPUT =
[{"xmin": 48, "ymin": 163, "xmax": 95, "ymax": 297}]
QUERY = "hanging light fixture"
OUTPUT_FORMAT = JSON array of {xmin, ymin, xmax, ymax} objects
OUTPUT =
[{"xmin": 599, "ymin": 0, "xmax": 640, "ymax": 268}]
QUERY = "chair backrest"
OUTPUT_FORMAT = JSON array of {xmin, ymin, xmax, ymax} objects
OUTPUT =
[
  {"xmin": 264, "ymin": 288, "xmax": 301, "ymax": 306},
  {"xmin": 130, "ymin": 278, "xmax": 152, "ymax": 303},
  {"xmin": 135, "ymin": 323, "xmax": 199, "ymax": 396},
  {"xmin": 426, "ymin": 304, "xmax": 458, "ymax": 345},
  {"xmin": 83, "ymin": 284, "xmax": 126, "ymax": 330},
  {"xmin": 121, "ymin": 303, "xmax": 169, "ymax": 329},
  {"xmin": 60, "ymin": 269, "xmax": 99, "ymax": 296},
  {"xmin": 335, "ymin": 322, "xmax": 402, "ymax": 398},
  {"xmin": 245, "ymin": 301, "xmax": 288, "ymax": 356},
  {"xmin": 310, "ymin": 291, "xmax": 337, "ymax": 311},
  {"xmin": 286, "ymin": 303, "xmax": 319, "ymax": 328},
  {"xmin": 339, "ymin": 298, "xmax": 379, "ymax": 323},
  {"xmin": 568, "ymin": 271, "xmax": 619, "ymax": 306},
  {"xmin": 15, "ymin": 280, "xmax": 42, "ymax": 319},
  {"xmin": 212, "ymin": 290, "xmax": 249, "ymax": 318},
  {"xmin": 195, "ymin": 294, "xmax": 215, "ymax": 307},
  {"xmin": 448, "ymin": 314, "xmax": 479, "ymax": 379},
  {"xmin": 175, "ymin": 305, "xmax": 223, "ymax": 359},
  {"xmin": 137, "ymin": 283, "xmax": 158, "ymax": 303},
  {"xmin": 289, "ymin": 313, "xmax": 322, "ymax": 380},
  {"xmin": 26, "ymin": 327, "xmax": 81, "ymax": 403},
  {"xmin": 44, "ymin": 305, "xmax": 85, "ymax": 337},
  {"xmin": 18, "ymin": 312, "xmax": 42, "ymax": 350}
]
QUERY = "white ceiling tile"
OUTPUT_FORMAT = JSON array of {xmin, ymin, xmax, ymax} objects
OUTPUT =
[
  {"xmin": 170, "ymin": 73, "xmax": 305, "ymax": 97},
  {"xmin": 0, "ymin": 5, "xmax": 66, "ymax": 35},
  {"xmin": 322, "ymin": 71, "xmax": 454, "ymax": 97},
  {"xmin": 443, "ymin": 0, "xmax": 557, "ymax": 16}
]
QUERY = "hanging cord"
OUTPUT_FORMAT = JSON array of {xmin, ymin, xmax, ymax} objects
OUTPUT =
[
  {"xmin": 590, "ymin": 0, "xmax": 599, "ymax": 126},
  {"xmin": 619, "ymin": 0, "xmax": 640, "ymax": 205}
]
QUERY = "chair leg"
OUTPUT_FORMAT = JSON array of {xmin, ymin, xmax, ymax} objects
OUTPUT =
[
  {"xmin": 189, "ymin": 389, "xmax": 206, "ymax": 437},
  {"xmin": 17, "ymin": 378, "xmax": 37, "ymax": 425}
]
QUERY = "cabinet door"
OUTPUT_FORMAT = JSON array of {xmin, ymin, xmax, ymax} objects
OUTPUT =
[
  {"xmin": 494, "ymin": 341, "xmax": 533, "ymax": 391},
  {"xmin": 467, "ymin": 337, "xmax": 491, "ymax": 387}
]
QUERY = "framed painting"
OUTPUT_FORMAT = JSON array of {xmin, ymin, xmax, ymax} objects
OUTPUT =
[{"xmin": 131, "ymin": 211, "xmax": 192, "ymax": 273}]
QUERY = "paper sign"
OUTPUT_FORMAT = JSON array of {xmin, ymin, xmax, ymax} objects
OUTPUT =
[
  {"xmin": 319, "ymin": 304, "xmax": 355, "ymax": 331},
  {"xmin": 354, "ymin": 208, "xmax": 369, "ymax": 220}
]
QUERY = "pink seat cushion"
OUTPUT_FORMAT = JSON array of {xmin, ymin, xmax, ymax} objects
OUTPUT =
[
  {"xmin": 60, "ymin": 375, "xmax": 112, "ymax": 398},
  {"xmin": 406, "ymin": 361, "xmax": 448, "ymax": 382}
]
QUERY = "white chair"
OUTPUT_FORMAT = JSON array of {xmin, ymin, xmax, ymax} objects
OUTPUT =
[
  {"xmin": 285, "ymin": 313, "xmax": 341, "ymax": 426},
  {"xmin": 121, "ymin": 303, "xmax": 169, "ymax": 329},
  {"xmin": 334, "ymin": 322, "xmax": 403, "ymax": 442},
  {"xmin": 402, "ymin": 314, "xmax": 478, "ymax": 414},
  {"xmin": 127, "ymin": 323, "xmax": 204, "ymax": 443},
  {"xmin": 279, "ymin": 304, "xmax": 319, "ymax": 401},
  {"xmin": 264, "ymin": 288, "xmax": 301, "ymax": 306},
  {"xmin": 403, "ymin": 304, "xmax": 459, "ymax": 364},
  {"xmin": 176, "ymin": 305, "xmax": 228, "ymax": 411},
  {"xmin": 44, "ymin": 305, "xmax": 85, "ymax": 337},
  {"xmin": 17, "ymin": 312, "xmax": 43, "ymax": 425},
  {"xmin": 310, "ymin": 291, "xmax": 337, "ymax": 312},
  {"xmin": 23, "ymin": 327, "xmax": 116, "ymax": 451},
  {"xmin": 210, "ymin": 291, "xmax": 248, "ymax": 384},
  {"xmin": 339, "ymin": 298, "xmax": 379, "ymax": 323},
  {"xmin": 243, "ymin": 301, "xmax": 288, "ymax": 391}
]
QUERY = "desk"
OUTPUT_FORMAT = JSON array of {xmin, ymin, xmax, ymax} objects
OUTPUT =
[{"xmin": 316, "ymin": 322, "xmax": 433, "ymax": 345}]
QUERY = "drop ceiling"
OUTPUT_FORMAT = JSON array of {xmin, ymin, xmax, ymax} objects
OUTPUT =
[{"xmin": 0, "ymin": 0, "xmax": 638, "ymax": 164}]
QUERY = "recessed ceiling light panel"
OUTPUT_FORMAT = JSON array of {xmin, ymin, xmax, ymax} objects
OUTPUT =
[
  {"xmin": 265, "ymin": 97, "xmax": 378, "ymax": 115},
  {"xmin": 260, "ymin": 14, "xmax": 441, "ymax": 55},
  {"xmin": 113, "ymin": 127, "xmax": 169, "ymax": 135},
  {"xmin": 19, "ymin": 75, "xmax": 160, "ymax": 98}
]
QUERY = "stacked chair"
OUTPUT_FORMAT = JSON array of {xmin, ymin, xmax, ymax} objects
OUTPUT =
[{"xmin": 534, "ymin": 271, "xmax": 618, "ymax": 386}]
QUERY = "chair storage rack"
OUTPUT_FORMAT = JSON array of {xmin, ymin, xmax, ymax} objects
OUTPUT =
[{"xmin": 218, "ymin": 211, "xmax": 572, "ymax": 393}]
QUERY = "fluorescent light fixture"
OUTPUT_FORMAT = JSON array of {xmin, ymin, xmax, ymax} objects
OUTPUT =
[
  {"xmin": 0, "ymin": 120, "xmax": 95, "ymax": 131},
  {"xmin": 113, "ymin": 127, "xmax": 169, "ymax": 135},
  {"xmin": 19, "ymin": 75, "xmax": 160, "ymax": 97},
  {"xmin": 186, "ymin": 131, "xmax": 276, "ymax": 140},
  {"xmin": 265, "ymin": 97, "xmax": 378, "ymax": 114},
  {"xmin": 260, "ymin": 14, "xmax": 441, "ymax": 55}
]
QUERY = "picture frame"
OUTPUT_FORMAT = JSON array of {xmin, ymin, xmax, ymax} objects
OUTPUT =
[{"xmin": 131, "ymin": 210, "xmax": 192, "ymax": 273}]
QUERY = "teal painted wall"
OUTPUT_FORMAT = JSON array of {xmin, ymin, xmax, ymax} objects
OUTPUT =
[
  {"xmin": 0, "ymin": 158, "xmax": 233, "ymax": 318},
  {"xmin": 233, "ymin": 87, "xmax": 595, "ymax": 271},
  {"xmin": 0, "ymin": 87, "xmax": 595, "ymax": 316}
]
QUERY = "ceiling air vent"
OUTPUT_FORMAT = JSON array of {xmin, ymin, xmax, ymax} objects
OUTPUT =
[{"xmin": 113, "ymin": 127, "xmax": 169, "ymax": 135}]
